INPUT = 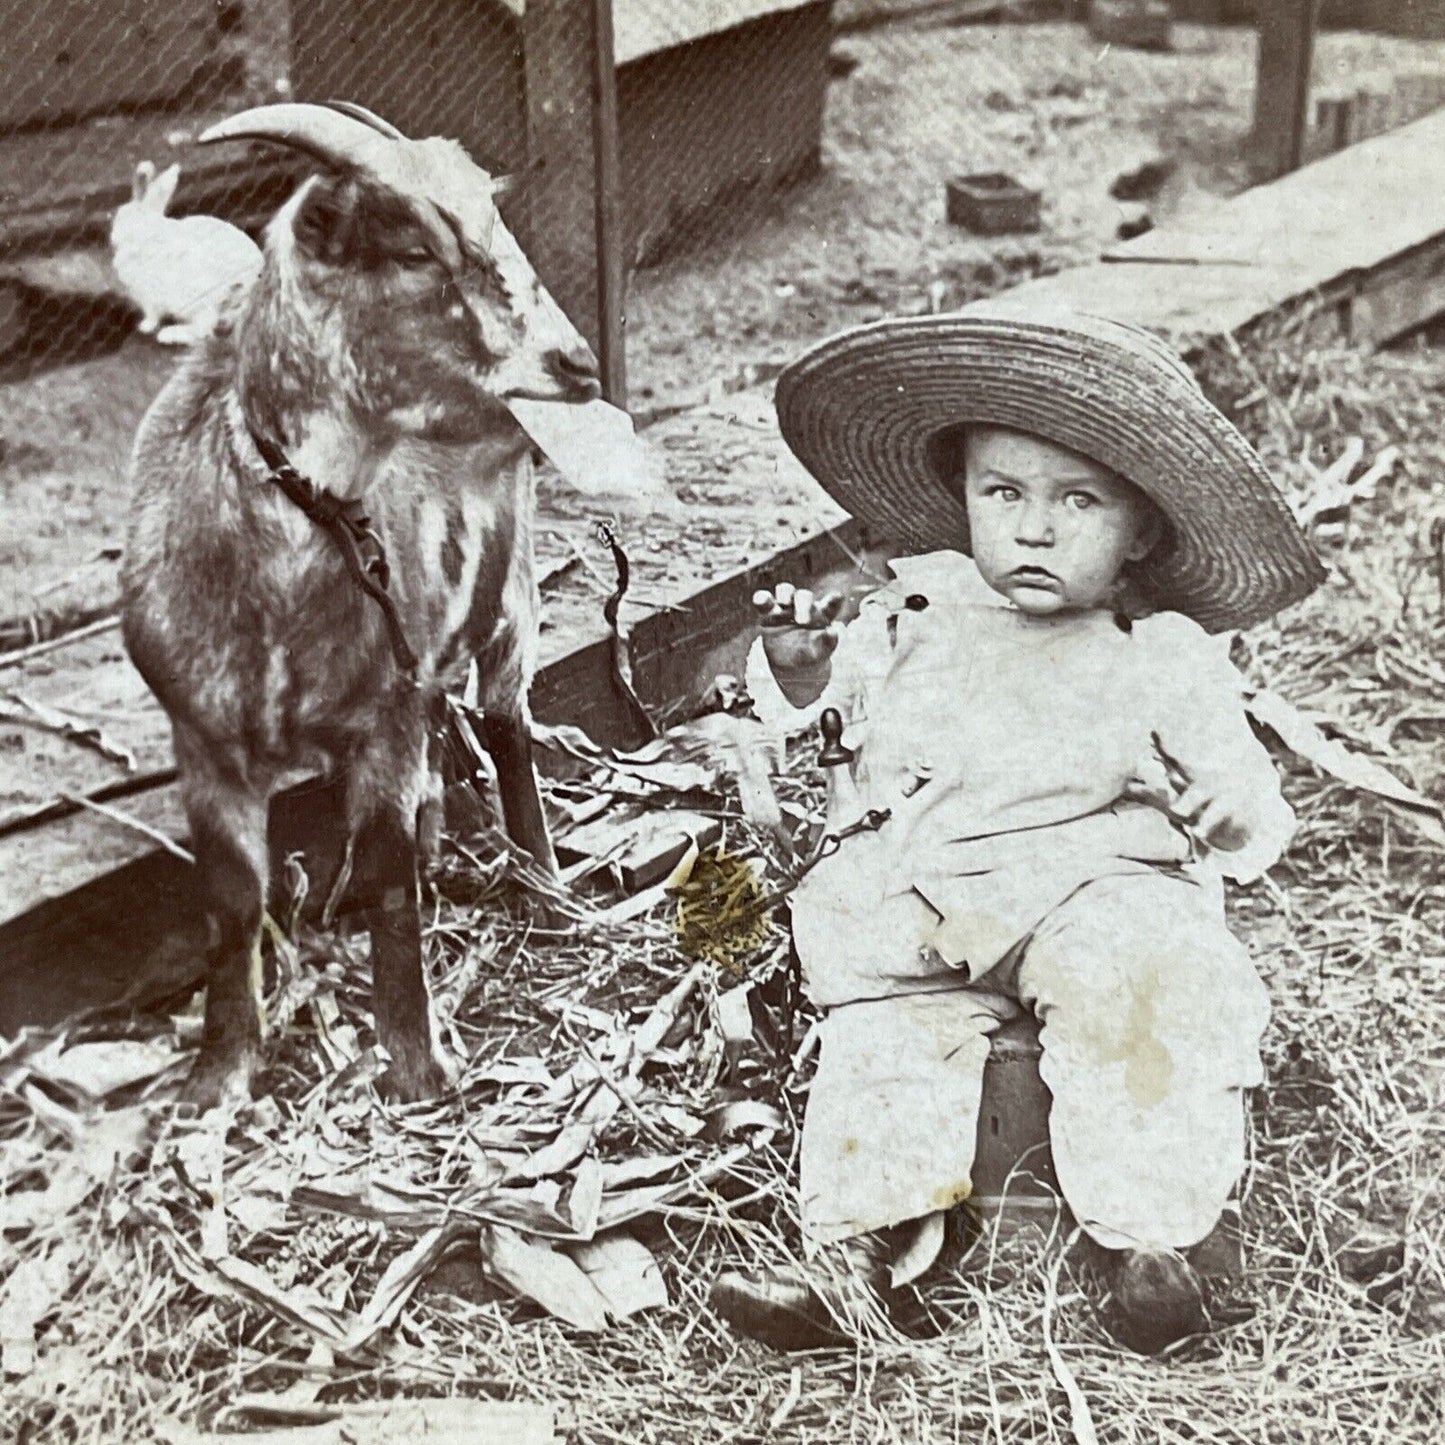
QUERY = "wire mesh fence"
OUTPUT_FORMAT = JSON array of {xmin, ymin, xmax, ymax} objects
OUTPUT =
[
  {"xmin": 5, "ymin": 3, "xmax": 1445, "ymax": 389},
  {"xmin": 2, "ymin": 2, "xmax": 1445, "ymax": 631}
]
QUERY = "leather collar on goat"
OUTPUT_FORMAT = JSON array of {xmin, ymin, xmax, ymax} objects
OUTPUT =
[{"xmin": 249, "ymin": 428, "xmax": 420, "ymax": 685}]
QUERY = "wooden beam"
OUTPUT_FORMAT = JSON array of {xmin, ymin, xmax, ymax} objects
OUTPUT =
[
  {"xmin": 590, "ymin": 0, "xmax": 627, "ymax": 406},
  {"xmin": 516, "ymin": 0, "xmax": 604, "ymax": 352},
  {"xmin": 1252, "ymin": 0, "xmax": 1319, "ymax": 182}
]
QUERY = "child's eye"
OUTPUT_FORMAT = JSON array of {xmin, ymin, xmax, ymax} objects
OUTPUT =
[
  {"xmin": 1065, "ymin": 491, "xmax": 1098, "ymax": 510},
  {"xmin": 986, "ymin": 484, "xmax": 1021, "ymax": 502}
]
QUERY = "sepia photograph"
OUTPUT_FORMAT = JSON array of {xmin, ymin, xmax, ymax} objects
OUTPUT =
[{"xmin": 0, "ymin": 1, "xmax": 1442, "ymax": 1440}]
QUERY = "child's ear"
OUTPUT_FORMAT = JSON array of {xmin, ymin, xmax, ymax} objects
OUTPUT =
[{"xmin": 1125, "ymin": 503, "xmax": 1166, "ymax": 562}]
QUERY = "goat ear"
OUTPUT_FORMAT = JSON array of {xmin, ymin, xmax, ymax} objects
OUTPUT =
[{"xmin": 292, "ymin": 174, "xmax": 367, "ymax": 265}]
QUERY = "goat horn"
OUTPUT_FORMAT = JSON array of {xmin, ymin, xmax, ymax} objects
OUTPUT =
[
  {"xmin": 320, "ymin": 100, "xmax": 407, "ymax": 139},
  {"xmin": 198, "ymin": 102, "xmax": 401, "ymax": 175}
]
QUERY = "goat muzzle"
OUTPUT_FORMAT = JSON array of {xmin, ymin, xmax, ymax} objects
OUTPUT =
[{"xmin": 547, "ymin": 342, "xmax": 603, "ymax": 402}]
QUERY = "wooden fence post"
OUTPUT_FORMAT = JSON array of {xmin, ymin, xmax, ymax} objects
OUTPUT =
[
  {"xmin": 1252, "ymin": 0, "xmax": 1319, "ymax": 182},
  {"xmin": 514, "ymin": 0, "xmax": 626, "ymax": 407},
  {"xmin": 590, "ymin": 0, "xmax": 626, "ymax": 406}
]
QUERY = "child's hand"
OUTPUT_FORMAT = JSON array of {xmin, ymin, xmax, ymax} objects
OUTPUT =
[
  {"xmin": 1167, "ymin": 777, "xmax": 1252, "ymax": 853},
  {"xmin": 1153, "ymin": 734, "xmax": 1251, "ymax": 853},
  {"xmin": 752, "ymin": 584, "xmax": 844, "ymax": 705}
]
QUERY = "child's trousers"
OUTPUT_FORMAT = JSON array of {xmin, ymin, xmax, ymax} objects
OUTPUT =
[{"xmin": 797, "ymin": 871, "xmax": 1271, "ymax": 1253}]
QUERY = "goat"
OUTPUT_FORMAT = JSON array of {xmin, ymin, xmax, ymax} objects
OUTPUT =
[{"xmin": 120, "ymin": 103, "xmax": 601, "ymax": 1109}]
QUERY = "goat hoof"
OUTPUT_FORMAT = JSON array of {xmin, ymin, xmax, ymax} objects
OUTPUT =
[{"xmin": 177, "ymin": 1047, "xmax": 259, "ymax": 1115}]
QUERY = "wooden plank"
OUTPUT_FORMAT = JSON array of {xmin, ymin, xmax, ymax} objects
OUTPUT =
[
  {"xmin": 1013, "ymin": 106, "xmax": 1445, "ymax": 350},
  {"xmin": 0, "ymin": 149, "xmax": 302, "ymax": 260},
  {"xmin": 590, "ymin": 0, "xmax": 627, "ymax": 405},
  {"xmin": 1350, "ymin": 233, "xmax": 1445, "ymax": 347},
  {"xmin": 613, "ymin": 0, "xmax": 820, "ymax": 66}
]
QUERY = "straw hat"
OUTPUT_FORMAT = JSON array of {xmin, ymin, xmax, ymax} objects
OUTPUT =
[{"xmin": 774, "ymin": 299, "xmax": 1324, "ymax": 632}]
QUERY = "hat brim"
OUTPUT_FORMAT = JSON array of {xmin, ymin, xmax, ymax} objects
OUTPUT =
[{"xmin": 774, "ymin": 306, "xmax": 1325, "ymax": 633}]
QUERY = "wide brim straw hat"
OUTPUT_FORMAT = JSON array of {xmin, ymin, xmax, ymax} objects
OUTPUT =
[{"xmin": 774, "ymin": 298, "xmax": 1325, "ymax": 633}]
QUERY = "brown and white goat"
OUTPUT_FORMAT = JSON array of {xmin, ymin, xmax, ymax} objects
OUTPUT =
[{"xmin": 121, "ymin": 104, "xmax": 600, "ymax": 1108}]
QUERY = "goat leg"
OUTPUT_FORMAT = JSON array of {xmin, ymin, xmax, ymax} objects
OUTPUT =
[
  {"xmin": 349, "ymin": 798, "xmax": 452, "ymax": 1102},
  {"xmin": 175, "ymin": 745, "xmax": 270, "ymax": 1111},
  {"xmin": 482, "ymin": 709, "xmax": 560, "ymax": 879}
]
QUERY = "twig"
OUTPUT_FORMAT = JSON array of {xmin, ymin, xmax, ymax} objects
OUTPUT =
[
  {"xmin": 3, "ymin": 691, "xmax": 136, "ymax": 768},
  {"xmin": 0, "ymin": 615, "xmax": 121, "ymax": 670},
  {"xmin": 0, "ymin": 766, "xmax": 178, "ymax": 841},
  {"xmin": 57, "ymin": 790, "xmax": 194, "ymax": 863},
  {"xmin": 570, "ymin": 1032, "xmax": 675, "ymax": 1153}
]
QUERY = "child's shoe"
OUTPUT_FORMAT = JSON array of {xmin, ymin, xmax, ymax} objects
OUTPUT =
[
  {"xmin": 1110, "ymin": 1248, "xmax": 1208, "ymax": 1354},
  {"xmin": 709, "ymin": 1233, "xmax": 891, "ymax": 1351}
]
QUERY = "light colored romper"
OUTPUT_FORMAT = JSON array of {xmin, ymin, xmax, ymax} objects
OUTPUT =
[{"xmin": 745, "ymin": 551, "xmax": 1294, "ymax": 1253}]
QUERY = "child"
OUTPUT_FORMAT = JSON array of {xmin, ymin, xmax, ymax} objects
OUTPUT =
[{"xmin": 709, "ymin": 301, "xmax": 1324, "ymax": 1354}]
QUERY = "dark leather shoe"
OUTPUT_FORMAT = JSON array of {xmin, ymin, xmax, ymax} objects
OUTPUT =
[
  {"xmin": 710, "ymin": 1235, "xmax": 890, "ymax": 1351},
  {"xmin": 1111, "ymin": 1248, "xmax": 1209, "ymax": 1354}
]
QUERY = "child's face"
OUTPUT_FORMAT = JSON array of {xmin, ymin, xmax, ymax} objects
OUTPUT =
[{"xmin": 962, "ymin": 427, "xmax": 1161, "ymax": 616}]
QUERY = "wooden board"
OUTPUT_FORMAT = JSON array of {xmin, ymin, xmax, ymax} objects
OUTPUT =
[{"xmin": 1013, "ymin": 106, "xmax": 1445, "ymax": 351}]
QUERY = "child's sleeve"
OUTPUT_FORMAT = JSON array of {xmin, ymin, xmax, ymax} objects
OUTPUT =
[
  {"xmin": 743, "ymin": 590, "xmax": 894, "ymax": 747},
  {"xmin": 1148, "ymin": 614, "xmax": 1296, "ymax": 884}
]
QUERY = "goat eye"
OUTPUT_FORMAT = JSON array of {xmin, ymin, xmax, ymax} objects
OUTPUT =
[{"xmin": 395, "ymin": 246, "xmax": 434, "ymax": 267}]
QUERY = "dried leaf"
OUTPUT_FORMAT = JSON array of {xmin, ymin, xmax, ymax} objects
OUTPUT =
[
  {"xmin": 705, "ymin": 1100, "xmax": 784, "ymax": 1141},
  {"xmin": 715, "ymin": 985, "xmax": 756, "ymax": 1044},
  {"xmin": 469, "ymin": 1189, "xmax": 580, "ymax": 1239},
  {"xmin": 227, "ymin": 1192, "xmax": 290, "ymax": 1237},
  {"xmin": 631, "ymin": 964, "xmax": 705, "ymax": 1061},
  {"xmin": 507, "ymin": 396, "xmax": 669, "ymax": 510},
  {"xmin": 31, "ymin": 1038, "xmax": 182, "ymax": 1097},
  {"xmin": 337, "ymin": 1223, "xmax": 463, "ymax": 1354},
  {"xmin": 595, "ymin": 1145, "xmax": 750, "ymax": 1231},
  {"xmin": 474, "ymin": 1057, "xmax": 555, "ymax": 1089},
  {"xmin": 598, "ymin": 1154, "xmax": 687, "ymax": 1189},
  {"xmin": 606, "ymin": 757, "xmax": 718, "ymax": 792},
  {"xmin": 480, "ymin": 1224, "xmax": 611, "ymax": 1331},
  {"xmin": 512, "ymin": 1120, "xmax": 601, "ymax": 1182},
  {"xmin": 768, "ymin": 1366, "xmax": 804, "ymax": 1432},
  {"xmin": 1247, "ymin": 687, "xmax": 1445, "ymax": 845},
  {"xmin": 568, "ymin": 1232, "xmax": 669, "ymax": 1319},
  {"xmin": 0, "ymin": 1109, "xmax": 147, "ymax": 1231},
  {"xmin": 159, "ymin": 1400, "xmax": 557, "ymax": 1445},
  {"xmin": 529, "ymin": 720, "xmax": 606, "ymax": 762},
  {"xmin": 657, "ymin": 1105, "xmax": 706, "ymax": 1138},
  {"xmin": 566, "ymin": 1156, "xmax": 605, "ymax": 1241},
  {"xmin": 1043, "ymin": 1268, "xmax": 1098, "ymax": 1445},
  {"xmin": 156, "ymin": 1228, "xmax": 348, "ymax": 1346},
  {"xmin": 0, "ymin": 1241, "xmax": 83, "ymax": 1376}
]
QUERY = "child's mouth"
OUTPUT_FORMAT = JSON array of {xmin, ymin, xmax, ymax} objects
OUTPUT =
[{"xmin": 1009, "ymin": 566, "xmax": 1060, "ymax": 588}]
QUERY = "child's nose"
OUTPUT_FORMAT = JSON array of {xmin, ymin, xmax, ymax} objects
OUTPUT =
[{"xmin": 1015, "ymin": 501, "xmax": 1055, "ymax": 545}]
